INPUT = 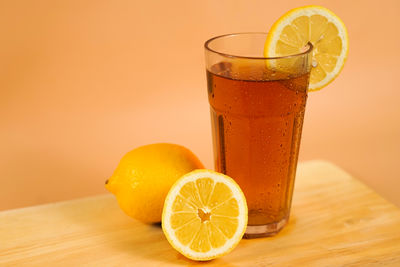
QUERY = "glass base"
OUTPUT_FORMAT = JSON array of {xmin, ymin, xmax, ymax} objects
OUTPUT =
[{"xmin": 244, "ymin": 216, "xmax": 288, "ymax": 239}]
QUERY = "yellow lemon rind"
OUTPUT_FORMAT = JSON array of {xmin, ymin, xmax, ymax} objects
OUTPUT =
[{"xmin": 105, "ymin": 143, "xmax": 204, "ymax": 223}]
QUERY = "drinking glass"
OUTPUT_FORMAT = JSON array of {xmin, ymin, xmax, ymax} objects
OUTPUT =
[{"xmin": 204, "ymin": 33, "xmax": 313, "ymax": 238}]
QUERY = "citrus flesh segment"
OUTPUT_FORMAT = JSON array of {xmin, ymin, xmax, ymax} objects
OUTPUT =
[
  {"xmin": 264, "ymin": 5, "xmax": 348, "ymax": 91},
  {"xmin": 162, "ymin": 170, "xmax": 247, "ymax": 261}
]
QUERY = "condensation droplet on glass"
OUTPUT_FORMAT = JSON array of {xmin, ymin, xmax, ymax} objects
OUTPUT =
[{"xmin": 312, "ymin": 59, "xmax": 318, "ymax": 68}]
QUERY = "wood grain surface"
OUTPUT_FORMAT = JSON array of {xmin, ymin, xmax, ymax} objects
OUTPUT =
[{"xmin": 1, "ymin": 160, "xmax": 400, "ymax": 266}]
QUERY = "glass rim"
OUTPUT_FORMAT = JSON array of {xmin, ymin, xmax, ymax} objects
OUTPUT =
[{"xmin": 204, "ymin": 32, "xmax": 313, "ymax": 60}]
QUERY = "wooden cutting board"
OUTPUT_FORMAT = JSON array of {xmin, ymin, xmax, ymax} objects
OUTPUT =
[{"xmin": 1, "ymin": 160, "xmax": 400, "ymax": 266}]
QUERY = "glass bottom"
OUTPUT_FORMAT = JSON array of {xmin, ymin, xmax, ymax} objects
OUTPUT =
[{"xmin": 244, "ymin": 216, "xmax": 288, "ymax": 239}]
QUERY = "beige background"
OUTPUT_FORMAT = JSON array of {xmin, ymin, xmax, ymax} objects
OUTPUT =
[{"xmin": 1, "ymin": 0, "xmax": 399, "ymax": 211}]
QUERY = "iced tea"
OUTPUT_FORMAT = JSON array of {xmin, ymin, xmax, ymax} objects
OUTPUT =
[
  {"xmin": 204, "ymin": 33, "xmax": 312, "ymax": 237},
  {"xmin": 207, "ymin": 61, "xmax": 309, "ymax": 235}
]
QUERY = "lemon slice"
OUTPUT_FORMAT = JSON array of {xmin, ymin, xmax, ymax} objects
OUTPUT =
[
  {"xmin": 162, "ymin": 169, "xmax": 247, "ymax": 261},
  {"xmin": 264, "ymin": 5, "xmax": 349, "ymax": 91}
]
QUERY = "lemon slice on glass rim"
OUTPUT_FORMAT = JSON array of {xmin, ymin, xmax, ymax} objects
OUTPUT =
[
  {"xmin": 162, "ymin": 169, "xmax": 247, "ymax": 261},
  {"xmin": 264, "ymin": 5, "xmax": 349, "ymax": 91}
]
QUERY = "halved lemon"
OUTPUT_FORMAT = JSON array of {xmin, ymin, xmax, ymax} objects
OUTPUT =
[
  {"xmin": 162, "ymin": 169, "xmax": 247, "ymax": 261},
  {"xmin": 264, "ymin": 5, "xmax": 349, "ymax": 91}
]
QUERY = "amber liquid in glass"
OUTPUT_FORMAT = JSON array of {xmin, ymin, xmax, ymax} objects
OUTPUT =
[{"xmin": 207, "ymin": 61, "xmax": 309, "ymax": 228}]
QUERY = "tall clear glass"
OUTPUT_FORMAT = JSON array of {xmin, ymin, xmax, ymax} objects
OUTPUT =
[{"xmin": 204, "ymin": 33, "xmax": 313, "ymax": 238}]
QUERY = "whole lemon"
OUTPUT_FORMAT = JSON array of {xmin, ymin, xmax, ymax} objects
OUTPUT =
[{"xmin": 105, "ymin": 143, "xmax": 204, "ymax": 223}]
